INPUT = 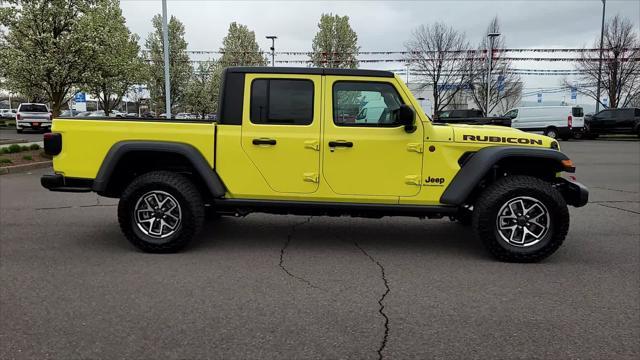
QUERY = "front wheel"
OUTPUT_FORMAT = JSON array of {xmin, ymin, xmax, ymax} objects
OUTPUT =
[
  {"xmin": 118, "ymin": 171, "xmax": 205, "ymax": 253},
  {"xmin": 472, "ymin": 176, "xmax": 569, "ymax": 262}
]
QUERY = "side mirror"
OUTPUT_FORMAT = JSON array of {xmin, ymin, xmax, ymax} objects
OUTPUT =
[{"xmin": 398, "ymin": 104, "xmax": 416, "ymax": 133}]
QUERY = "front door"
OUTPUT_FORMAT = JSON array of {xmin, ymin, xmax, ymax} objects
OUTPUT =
[
  {"xmin": 241, "ymin": 74, "xmax": 321, "ymax": 194},
  {"xmin": 322, "ymin": 77, "xmax": 424, "ymax": 198}
]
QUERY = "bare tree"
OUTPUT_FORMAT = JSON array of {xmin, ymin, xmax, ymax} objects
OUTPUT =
[
  {"xmin": 405, "ymin": 23, "xmax": 471, "ymax": 115},
  {"xmin": 565, "ymin": 15, "xmax": 639, "ymax": 108},
  {"xmin": 497, "ymin": 81, "xmax": 523, "ymax": 114},
  {"xmin": 466, "ymin": 17, "xmax": 522, "ymax": 116}
]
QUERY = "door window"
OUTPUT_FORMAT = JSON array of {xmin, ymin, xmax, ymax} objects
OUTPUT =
[
  {"xmin": 250, "ymin": 79, "xmax": 313, "ymax": 125},
  {"xmin": 333, "ymin": 82, "xmax": 404, "ymax": 126},
  {"xmin": 597, "ymin": 110, "xmax": 613, "ymax": 120},
  {"xmin": 571, "ymin": 107, "xmax": 584, "ymax": 117}
]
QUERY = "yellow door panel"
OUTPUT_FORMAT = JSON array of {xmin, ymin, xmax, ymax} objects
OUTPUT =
[
  {"xmin": 322, "ymin": 77, "xmax": 424, "ymax": 197},
  {"xmin": 241, "ymin": 74, "xmax": 322, "ymax": 194}
]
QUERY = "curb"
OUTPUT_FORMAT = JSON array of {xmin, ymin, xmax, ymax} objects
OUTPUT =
[{"xmin": 0, "ymin": 161, "xmax": 52, "ymax": 175}]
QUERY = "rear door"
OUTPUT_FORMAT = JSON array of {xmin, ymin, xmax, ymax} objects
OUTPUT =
[
  {"xmin": 616, "ymin": 109, "xmax": 634, "ymax": 131},
  {"xmin": 241, "ymin": 74, "xmax": 321, "ymax": 194},
  {"xmin": 322, "ymin": 77, "xmax": 424, "ymax": 198},
  {"xmin": 591, "ymin": 109, "xmax": 612, "ymax": 132},
  {"xmin": 571, "ymin": 107, "xmax": 584, "ymax": 128}
]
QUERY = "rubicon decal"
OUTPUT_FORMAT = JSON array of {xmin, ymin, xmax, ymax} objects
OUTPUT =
[{"xmin": 463, "ymin": 134, "xmax": 543, "ymax": 145}]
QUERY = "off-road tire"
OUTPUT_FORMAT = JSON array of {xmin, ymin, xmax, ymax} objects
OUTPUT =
[
  {"xmin": 118, "ymin": 171, "xmax": 205, "ymax": 253},
  {"xmin": 472, "ymin": 175, "xmax": 569, "ymax": 262}
]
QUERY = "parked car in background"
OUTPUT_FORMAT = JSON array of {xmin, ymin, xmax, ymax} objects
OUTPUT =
[
  {"xmin": 15, "ymin": 103, "xmax": 51, "ymax": 133},
  {"xmin": 434, "ymin": 108, "xmax": 512, "ymax": 127},
  {"xmin": 75, "ymin": 111, "xmax": 92, "ymax": 118},
  {"xmin": 175, "ymin": 113, "xmax": 193, "ymax": 119},
  {"xmin": 505, "ymin": 106, "xmax": 584, "ymax": 140},
  {"xmin": 142, "ymin": 111, "xmax": 156, "ymax": 118},
  {"xmin": 0, "ymin": 108, "xmax": 17, "ymax": 119},
  {"xmin": 583, "ymin": 108, "xmax": 640, "ymax": 138},
  {"xmin": 59, "ymin": 109, "xmax": 81, "ymax": 117}
]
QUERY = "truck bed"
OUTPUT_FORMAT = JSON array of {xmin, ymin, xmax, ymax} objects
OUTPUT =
[{"xmin": 51, "ymin": 118, "xmax": 216, "ymax": 179}]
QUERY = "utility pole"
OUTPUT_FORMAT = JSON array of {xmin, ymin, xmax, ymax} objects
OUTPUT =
[
  {"xmin": 266, "ymin": 36, "xmax": 277, "ymax": 66},
  {"xmin": 486, "ymin": 32, "xmax": 501, "ymax": 116},
  {"xmin": 162, "ymin": 0, "xmax": 172, "ymax": 118},
  {"xmin": 595, "ymin": 0, "xmax": 606, "ymax": 113}
]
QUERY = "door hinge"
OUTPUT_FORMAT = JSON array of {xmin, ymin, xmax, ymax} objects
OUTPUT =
[
  {"xmin": 304, "ymin": 140, "xmax": 320, "ymax": 151},
  {"xmin": 404, "ymin": 175, "xmax": 422, "ymax": 186},
  {"xmin": 407, "ymin": 143, "xmax": 423, "ymax": 153},
  {"xmin": 303, "ymin": 172, "xmax": 319, "ymax": 183}
]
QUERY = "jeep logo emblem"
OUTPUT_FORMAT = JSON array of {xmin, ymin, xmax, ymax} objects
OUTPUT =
[{"xmin": 425, "ymin": 176, "xmax": 445, "ymax": 185}]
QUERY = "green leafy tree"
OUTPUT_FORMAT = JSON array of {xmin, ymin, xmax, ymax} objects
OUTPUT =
[
  {"xmin": 145, "ymin": 14, "xmax": 192, "ymax": 114},
  {"xmin": 186, "ymin": 60, "xmax": 222, "ymax": 118},
  {"xmin": 0, "ymin": 0, "xmax": 99, "ymax": 115},
  {"xmin": 84, "ymin": 0, "xmax": 143, "ymax": 116},
  {"xmin": 310, "ymin": 14, "xmax": 359, "ymax": 69},
  {"xmin": 218, "ymin": 22, "xmax": 267, "ymax": 67}
]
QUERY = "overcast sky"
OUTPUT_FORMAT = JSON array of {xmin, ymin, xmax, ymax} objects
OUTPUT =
[{"xmin": 120, "ymin": 0, "xmax": 640, "ymax": 106}]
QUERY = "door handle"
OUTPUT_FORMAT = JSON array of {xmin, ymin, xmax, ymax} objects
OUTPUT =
[
  {"xmin": 252, "ymin": 138, "xmax": 277, "ymax": 146},
  {"xmin": 328, "ymin": 140, "xmax": 353, "ymax": 148}
]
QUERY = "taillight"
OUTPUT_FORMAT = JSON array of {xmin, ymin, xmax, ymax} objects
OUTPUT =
[
  {"xmin": 44, "ymin": 132, "xmax": 62, "ymax": 156},
  {"xmin": 16, "ymin": 113, "xmax": 21, "ymax": 120},
  {"xmin": 568, "ymin": 115, "xmax": 573, "ymax": 128}
]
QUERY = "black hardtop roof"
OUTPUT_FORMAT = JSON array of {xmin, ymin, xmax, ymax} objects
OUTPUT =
[{"xmin": 225, "ymin": 66, "xmax": 395, "ymax": 78}]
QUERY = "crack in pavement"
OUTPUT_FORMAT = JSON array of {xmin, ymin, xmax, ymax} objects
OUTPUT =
[
  {"xmin": 354, "ymin": 241, "xmax": 390, "ymax": 360},
  {"xmin": 593, "ymin": 186, "xmax": 639, "ymax": 194},
  {"xmin": 36, "ymin": 204, "xmax": 116, "ymax": 210},
  {"xmin": 591, "ymin": 200, "xmax": 640, "ymax": 203},
  {"xmin": 597, "ymin": 203, "xmax": 640, "ymax": 215},
  {"xmin": 37, "ymin": 196, "xmax": 116, "ymax": 210},
  {"xmin": 278, "ymin": 216, "xmax": 324, "ymax": 290}
]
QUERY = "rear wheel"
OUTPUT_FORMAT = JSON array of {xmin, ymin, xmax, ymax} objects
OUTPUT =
[
  {"xmin": 472, "ymin": 175, "xmax": 569, "ymax": 262},
  {"xmin": 118, "ymin": 171, "xmax": 205, "ymax": 253},
  {"xmin": 543, "ymin": 127, "xmax": 558, "ymax": 139},
  {"xmin": 16, "ymin": 128, "xmax": 23, "ymax": 134}
]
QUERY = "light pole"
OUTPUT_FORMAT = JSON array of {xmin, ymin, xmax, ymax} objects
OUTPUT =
[
  {"xmin": 595, "ymin": 0, "xmax": 606, "ymax": 112},
  {"xmin": 162, "ymin": 0, "xmax": 172, "ymax": 118},
  {"xmin": 486, "ymin": 32, "xmax": 501, "ymax": 116},
  {"xmin": 266, "ymin": 36, "xmax": 277, "ymax": 67}
]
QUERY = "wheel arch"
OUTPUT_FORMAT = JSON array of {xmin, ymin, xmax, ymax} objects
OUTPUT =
[
  {"xmin": 440, "ymin": 146, "xmax": 572, "ymax": 206},
  {"xmin": 92, "ymin": 141, "xmax": 226, "ymax": 199}
]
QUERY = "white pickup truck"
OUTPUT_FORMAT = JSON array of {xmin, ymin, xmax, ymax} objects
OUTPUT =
[{"xmin": 16, "ymin": 103, "xmax": 52, "ymax": 133}]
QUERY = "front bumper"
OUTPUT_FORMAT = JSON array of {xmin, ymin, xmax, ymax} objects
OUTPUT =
[
  {"xmin": 41, "ymin": 174, "xmax": 93, "ymax": 193},
  {"xmin": 556, "ymin": 177, "xmax": 589, "ymax": 207}
]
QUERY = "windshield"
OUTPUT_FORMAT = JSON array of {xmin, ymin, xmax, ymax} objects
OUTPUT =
[{"xmin": 19, "ymin": 104, "xmax": 48, "ymax": 113}]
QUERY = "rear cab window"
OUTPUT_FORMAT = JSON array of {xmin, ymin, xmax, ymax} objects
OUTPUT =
[{"xmin": 19, "ymin": 104, "xmax": 48, "ymax": 113}]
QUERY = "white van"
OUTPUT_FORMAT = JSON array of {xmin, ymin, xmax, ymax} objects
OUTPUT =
[{"xmin": 504, "ymin": 106, "xmax": 584, "ymax": 140}]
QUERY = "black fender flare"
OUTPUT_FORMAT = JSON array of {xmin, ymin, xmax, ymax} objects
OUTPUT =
[
  {"xmin": 440, "ymin": 146, "xmax": 571, "ymax": 206},
  {"xmin": 92, "ymin": 141, "xmax": 226, "ymax": 197}
]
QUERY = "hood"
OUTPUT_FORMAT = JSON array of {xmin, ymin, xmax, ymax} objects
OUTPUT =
[{"xmin": 448, "ymin": 123, "xmax": 554, "ymax": 148}]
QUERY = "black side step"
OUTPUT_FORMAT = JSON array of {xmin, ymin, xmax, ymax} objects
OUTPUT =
[{"xmin": 213, "ymin": 198, "xmax": 457, "ymax": 218}]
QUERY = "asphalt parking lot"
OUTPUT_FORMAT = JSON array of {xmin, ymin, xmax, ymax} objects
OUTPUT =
[
  {"xmin": 1, "ymin": 139, "xmax": 638, "ymax": 359},
  {"xmin": 0, "ymin": 128, "xmax": 44, "ymax": 143}
]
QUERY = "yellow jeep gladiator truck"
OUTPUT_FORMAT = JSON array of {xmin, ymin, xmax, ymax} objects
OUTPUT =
[{"xmin": 41, "ymin": 67, "xmax": 588, "ymax": 262}]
